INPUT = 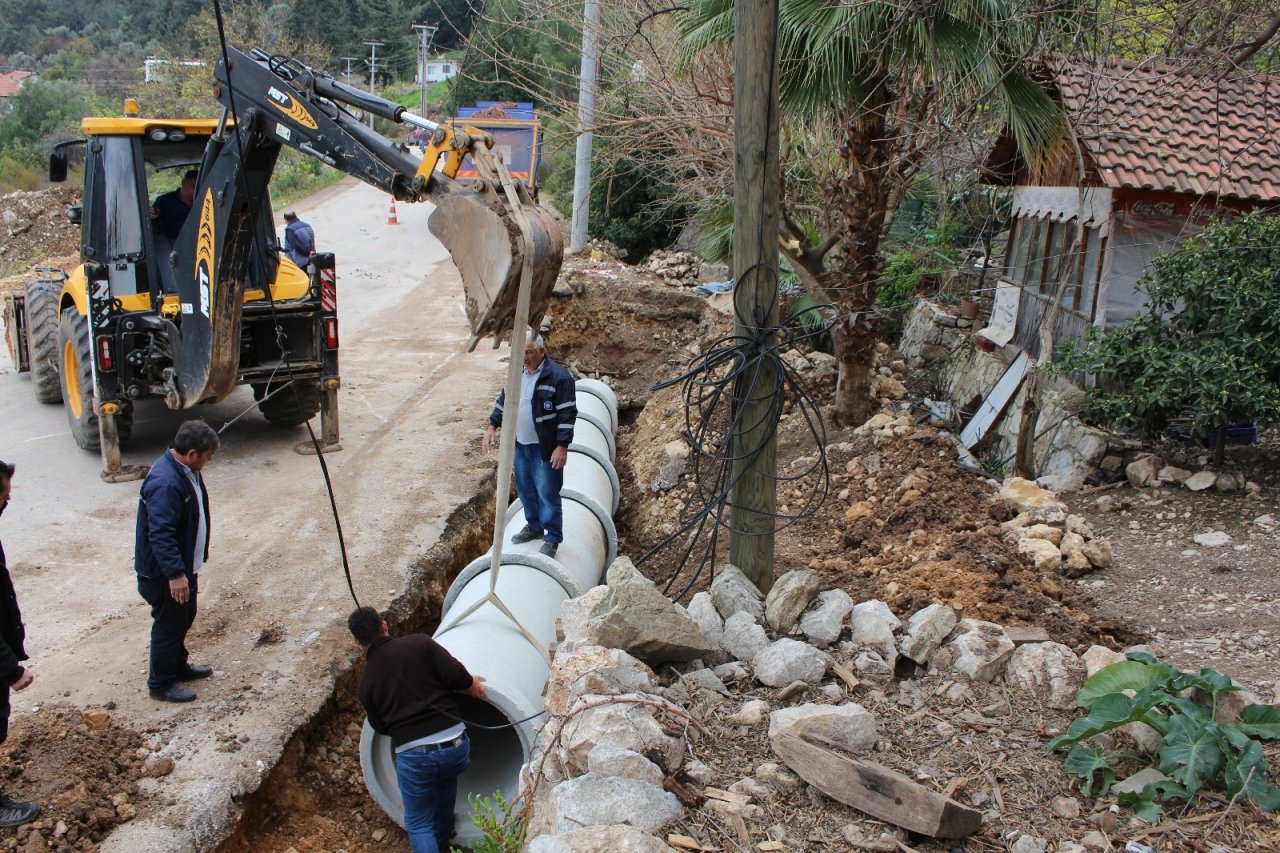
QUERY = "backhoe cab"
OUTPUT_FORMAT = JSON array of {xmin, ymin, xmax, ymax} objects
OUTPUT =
[{"xmin": 2, "ymin": 48, "xmax": 562, "ymax": 482}]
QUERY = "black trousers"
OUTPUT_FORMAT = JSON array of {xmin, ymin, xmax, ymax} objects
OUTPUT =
[{"xmin": 137, "ymin": 573, "xmax": 198, "ymax": 691}]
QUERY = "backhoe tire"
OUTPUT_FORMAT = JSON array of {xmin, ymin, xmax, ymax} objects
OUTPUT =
[
  {"xmin": 57, "ymin": 307, "xmax": 133, "ymax": 452},
  {"xmin": 24, "ymin": 280, "xmax": 63, "ymax": 404},
  {"xmin": 254, "ymin": 379, "xmax": 323, "ymax": 427}
]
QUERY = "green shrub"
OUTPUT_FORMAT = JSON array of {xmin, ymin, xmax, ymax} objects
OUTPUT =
[{"xmin": 451, "ymin": 790, "xmax": 525, "ymax": 853}]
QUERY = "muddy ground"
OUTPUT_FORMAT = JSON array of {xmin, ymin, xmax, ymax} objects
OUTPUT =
[{"xmin": 1, "ymin": 200, "xmax": 1277, "ymax": 850}]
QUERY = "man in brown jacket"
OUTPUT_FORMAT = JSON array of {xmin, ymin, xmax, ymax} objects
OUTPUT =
[
  {"xmin": 349, "ymin": 606, "xmax": 486, "ymax": 853},
  {"xmin": 0, "ymin": 461, "xmax": 40, "ymax": 827}
]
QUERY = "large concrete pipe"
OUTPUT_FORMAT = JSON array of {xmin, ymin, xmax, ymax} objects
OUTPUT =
[{"xmin": 360, "ymin": 379, "xmax": 619, "ymax": 844}]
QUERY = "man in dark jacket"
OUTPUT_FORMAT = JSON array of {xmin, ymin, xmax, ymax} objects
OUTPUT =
[
  {"xmin": 282, "ymin": 211, "xmax": 316, "ymax": 270},
  {"xmin": 481, "ymin": 332, "xmax": 576, "ymax": 558},
  {"xmin": 135, "ymin": 421, "xmax": 219, "ymax": 703},
  {"xmin": 349, "ymin": 606, "xmax": 486, "ymax": 853},
  {"xmin": 0, "ymin": 460, "xmax": 40, "ymax": 828}
]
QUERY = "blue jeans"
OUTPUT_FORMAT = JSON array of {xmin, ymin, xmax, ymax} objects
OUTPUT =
[
  {"xmin": 513, "ymin": 442, "xmax": 564, "ymax": 544},
  {"xmin": 395, "ymin": 735, "xmax": 471, "ymax": 853}
]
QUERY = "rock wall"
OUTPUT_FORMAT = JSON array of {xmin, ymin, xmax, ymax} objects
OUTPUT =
[{"xmin": 899, "ymin": 300, "xmax": 1109, "ymax": 491}]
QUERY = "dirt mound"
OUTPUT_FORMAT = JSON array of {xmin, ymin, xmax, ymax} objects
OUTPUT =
[
  {"xmin": 0, "ymin": 188, "xmax": 81, "ymax": 288},
  {"xmin": 0, "ymin": 704, "xmax": 152, "ymax": 851}
]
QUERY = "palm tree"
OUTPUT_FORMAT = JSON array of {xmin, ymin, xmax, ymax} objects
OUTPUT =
[{"xmin": 680, "ymin": 0, "xmax": 1073, "ymax": 425}]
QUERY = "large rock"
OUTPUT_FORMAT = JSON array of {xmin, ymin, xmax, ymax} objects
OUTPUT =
[
  {"xmin": 1184, "ymin": 470, "xmax": 1217, "ymax": 492},
  {"xmin": 848, "ymin": 601, "xmax": 899, "ymax": 669},
  {"xmin": 686, "ymin": 592, "xmax": 724, "ymax": 648},
  {"xmin": 899, "ymin": 604, "xmax": 957, "ymax": 664},
  {"xmin": 1080, "ymin": 645, "xmax": 1124, "ymax": 677},
  {"xmin": 558, "ymin": 586, "xmax": 611, "ymax": 648},
  {"xmin": 753, "ymin": 639, "xmax": 830, "ymax": 687},
  {"xmin": 1125, "ymin": 454, "xmax": 1162, "ymax": 488},
  {"xmin": 998, "ymin": 477, "xmax": 1064, "ymax": 515},
  {"xmin": 946, "ymin": 619, "xmax": 1015, "ymax": 682},
  {"xmin": 1017, "ymin": 537, "xmax": 1063, "ymax": 572},
  {"xmin": 586, "ymin": 745, "xmax": 665, "ymax": 786},
  {"xmin": 720, "ymin": 611, "xmax": 770, "ymax": 663},
  {"xmin": 527, "ymin": 825, "xmax": 677, "ymax": 853},
  {"xmin": 799, "ymin": 589, "xmax": 854, "ymax": 646},
  {"xmin": 586, "ymin": 558, "xmax": 713, "ymax": 664},
  {"xmin": 768, "ymin": 703, "xmax": 878, "ymax": 755},
  {"xmin": 559, "ymin": 695, "xmax": 683, "ymax": 773},
  {"xmin": 1003, "ymin": 642, "xmax": 1086, "ymax": 709},
  {"xmin": 710, "ymin": 564, "xmax": 765, "ymax": 621},
  {"xmin": 544, "ymin": 774, "xmax": 683, "ymax": 834},
  {"xmin": 545, "ymin": 645, "xmax": 655, "ymax": 717},
  {"xmin": 764, "ymin": 570, "xmax": 821, "ymax": 633},
  {"xmin": 1081, "ymin": 538, "xmax": 1112, "ymax": 568}
]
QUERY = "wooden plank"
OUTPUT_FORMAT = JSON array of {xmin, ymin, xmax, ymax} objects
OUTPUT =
[
  {"xmin": 668, "ymin": 835, "xmax": 718, "ymax": 851},
  {"xmin": 775, "ymin": 735, "xmax": 982, "ymax": 838},
  {"xmin": 1005, "ymin": 626, "xmax": 1051, "ymax": 645},
  {"xmin": 758, "ymin": 842, "xmax": 788, "ymax": 851},
  {"xmin": 831, "ymin": 661, "xmax": 861, "ymax": 691}
]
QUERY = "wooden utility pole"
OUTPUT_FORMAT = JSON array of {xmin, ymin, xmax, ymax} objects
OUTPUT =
[{"xmin": 728, "ymin": 0, "xmax": 781, "ymax": 593}]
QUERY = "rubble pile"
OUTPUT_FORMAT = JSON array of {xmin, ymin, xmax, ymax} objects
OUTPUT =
[
  {"xmin": 641, "ymin": 249, "xmax": 704, "ymax": 286},
  {"xmin": 518, "ymin": 558, "xmax": 1256, "ymax": 851},
  {"xmin": 0, "ymin": 187, "xmax": 81, "ymax": 282}
]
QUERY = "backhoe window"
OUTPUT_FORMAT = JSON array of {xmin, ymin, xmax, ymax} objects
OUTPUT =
[{"xmin": 102, "ymin": 137, "xmax": 144, "ymax": 258}]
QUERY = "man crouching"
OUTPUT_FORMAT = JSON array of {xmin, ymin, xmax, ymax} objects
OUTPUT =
[{"xmin": 348, "ymin": 606, "xmax": 486, "ymax": 853}]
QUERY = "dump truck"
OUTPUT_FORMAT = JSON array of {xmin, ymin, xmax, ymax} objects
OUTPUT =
[{"xmin": 1, "ymin": 48, "xmax": 562, "ymax": 481}]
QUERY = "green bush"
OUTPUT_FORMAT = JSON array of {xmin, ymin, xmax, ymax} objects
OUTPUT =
[{"xmin": 451, "ymin": 790, "xmax": 525, "ymax": 853}]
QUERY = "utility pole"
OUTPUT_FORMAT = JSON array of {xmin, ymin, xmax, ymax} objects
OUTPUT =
[
  {"xmin": 412, "ymin": 23, "xmax": 439, "ymax": 118},
  {"xmin": 339, "ymin": 56, "xmax": 358, "ymax": 86},
  {"xmin": 568, "ymin": 0, "xmax": 600, "ymax": 253},
  {"xmin": 728, "ymin": 0, "xmax": 781, "ymax": 593},
  {"xmin": 363, "ymin": 41, "xmax": 384, "ymax": 128}
]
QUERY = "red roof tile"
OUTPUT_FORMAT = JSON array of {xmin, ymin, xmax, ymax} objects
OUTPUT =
[
  {"xmin": 1053, "ymin": 59, "xmax": 1280, "ymax": 202},
  {"xmin": 0, "ymin": 70, "xmax": 33, "ymax": 98}
]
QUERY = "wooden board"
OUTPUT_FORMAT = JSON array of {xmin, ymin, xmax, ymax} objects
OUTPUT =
[
  {"xmin": 775, "ymin": 735, "xmax": 982, "ymax": 838},
  {"xmin": 1005, "ymin": 626, "xmax": 1050, "ymax": 645}
]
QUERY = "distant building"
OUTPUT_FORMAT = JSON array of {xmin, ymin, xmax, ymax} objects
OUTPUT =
[
  {"xmin": 143, "ymin": 58, "xmax": 208, "ymax": 84},
  {"xmin": 418, "ymin": 56, "xmax": 459, "ymax": 85},
  {"xmin": 0, "ymin": 70, "xmax": 34, "ymax": 114}
]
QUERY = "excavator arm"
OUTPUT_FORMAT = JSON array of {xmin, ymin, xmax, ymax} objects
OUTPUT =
[{"xmin": 162, "ymin": 46, "xmax": 561, "ymax": 410}]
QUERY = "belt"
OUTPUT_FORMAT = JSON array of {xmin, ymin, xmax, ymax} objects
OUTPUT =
[{"xmin": 400, "ymin": 733, "xmax": 466, "ymax": 753}]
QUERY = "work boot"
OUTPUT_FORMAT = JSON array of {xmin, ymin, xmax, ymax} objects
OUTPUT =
[
  {"xmin": 511, "ymin": 526, "xmax": 543, "ymax": 544},
  {"xmin": 177, "ymin": 663, "xmax": 214, "ymax": 681},
  {"xmin": 149, "ymin": 683, "xmax": 197, "ymax": 703},
  {"xmin": 539, "ymin": 541, "xmax": 559, "ymax": 558},
  {"xmin": 0, "ymin": 794, "xmax": 40, "ymax": 827}
]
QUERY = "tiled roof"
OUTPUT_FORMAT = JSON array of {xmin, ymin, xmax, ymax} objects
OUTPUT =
[
  {"xmin": 1053, "ymin": 59, "xmax": 1280, "ymax": 202},
  {"xmin": 0, "ymin": 70, "xmax": 34, "ymax": 98}
]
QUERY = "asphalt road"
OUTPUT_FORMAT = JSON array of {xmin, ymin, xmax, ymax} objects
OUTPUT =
[{"xmin": 0, "ymin": 178, "xmax": 508, "ymax": 851}]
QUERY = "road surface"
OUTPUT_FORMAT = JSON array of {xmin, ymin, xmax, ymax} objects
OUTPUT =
[{"xmin": 0, "ymin": 178, "xmax": 508, "ymax": 851}]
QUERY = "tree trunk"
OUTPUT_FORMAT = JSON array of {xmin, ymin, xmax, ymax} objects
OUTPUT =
[{"xmin": 830, "ymin": 109, "xmax": 891, "ymax": 427}]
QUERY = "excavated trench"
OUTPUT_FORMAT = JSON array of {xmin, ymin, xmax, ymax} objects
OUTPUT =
[{"xmin": 213, "ymin": 490, "xmax": 498, "ymax": 853}]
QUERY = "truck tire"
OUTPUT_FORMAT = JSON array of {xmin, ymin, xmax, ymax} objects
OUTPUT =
[
  {"xmin": 24, "ymin": 280, "xmax": 63, "ymax": 404},
  {"xmin": 254, "ymin": 379, "xmax": 323, "ymax": 427},
  {"xmin": 56, "ymin": 307, "xmax": 133, "ymax": 452}
]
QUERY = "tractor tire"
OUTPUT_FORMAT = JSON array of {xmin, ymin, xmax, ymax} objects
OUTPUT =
[
  {"xmin": 24, "ymin": 279, "xmax": 63, "ymax": 403},
  {"xmin": 56, "ymin": 307, "xmax": 133, "ymax": 452},
  {"xmin": 254, "ymin": 378, "xmax": 323, "ymax": 427}
]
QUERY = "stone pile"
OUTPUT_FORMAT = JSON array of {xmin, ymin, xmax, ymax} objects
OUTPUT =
[
  {"xmin": 520, "ymin": 557, "xmax": 1115, "ymax": 851},
  {"xmin": 996, "ymin": 477, "xmax": 1113, "ymax": 578},
  {"xmin": 1119, "ymin": 452, "xmax": 1258, "ymax": 495},
  {"xmin": 641, "ymin": 249, "xmax": 703, "ymax": 286}
]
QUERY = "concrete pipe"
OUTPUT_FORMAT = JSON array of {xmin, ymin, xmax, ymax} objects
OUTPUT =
[{"xmin": 360, "ymin": 379, "xmax": 619, "ymax": 845}]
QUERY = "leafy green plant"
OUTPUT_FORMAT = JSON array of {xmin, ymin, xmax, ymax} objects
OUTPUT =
[
  {"xmin": 1052, "ymin": 212, "xmax": 1280, "ymax": 465},
  {"xmin": 451, "ymin": 790, "xmax": 525, "ymax": 853},
  {"xmin": 1048, "ymin": 652, "xmax": 1280, "ymax": 818}
]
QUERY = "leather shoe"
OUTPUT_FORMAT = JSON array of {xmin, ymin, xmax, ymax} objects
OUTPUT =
[
  {"xmin": 149, "ymin": 683, "xmax": 197, "ymax": 703},
  {"xmin": 511, "ymin": 526, "xmax": 543, "ymax": 544},
  {"xmin": 539, "ymin": 541, "xmax": 559, "ymax": 558},
  {"xmin": 177, "ymin": 664, "xmax": 214, "ymax": 681}
]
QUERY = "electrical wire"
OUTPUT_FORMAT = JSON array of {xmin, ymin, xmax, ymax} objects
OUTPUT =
[{"xmin": 637, "ymin": 262, "xmax": 837, "ymax": 601}]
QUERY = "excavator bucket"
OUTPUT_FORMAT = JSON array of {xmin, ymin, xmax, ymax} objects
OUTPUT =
[{"xmin": 427, "ymin": 155, "xmax": 563, "ymax": 351}]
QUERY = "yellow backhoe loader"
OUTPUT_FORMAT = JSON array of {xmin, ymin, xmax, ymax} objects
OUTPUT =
[{"xmin": 1, "ymin": 47, "xmax": 562, "ymax": 481}]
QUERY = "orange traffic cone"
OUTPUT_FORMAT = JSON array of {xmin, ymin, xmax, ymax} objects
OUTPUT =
[{"xmin": 387, "ymin": 199, "xmax": 400, "ymax": 225}]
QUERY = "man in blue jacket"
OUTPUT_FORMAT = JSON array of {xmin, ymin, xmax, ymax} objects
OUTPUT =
[
  {"xmin": 135, "ymin": 421, "xmax": 219, "ymax": 703},
  {"xmin": 0, "ymin": 460, "xmax": 40, "ymax": 827},
  {"xmin": 482, "ymin": 332, "xmax": 576, "ymax": 558}
]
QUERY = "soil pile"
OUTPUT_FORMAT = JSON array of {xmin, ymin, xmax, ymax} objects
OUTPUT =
[
  {"xmin": 0, "ymin": 705, "xmax": 151, "ymax": 851},
  {"xmin": 0, "ymin": 188, "xmax": 81, "ymax": 288}
]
